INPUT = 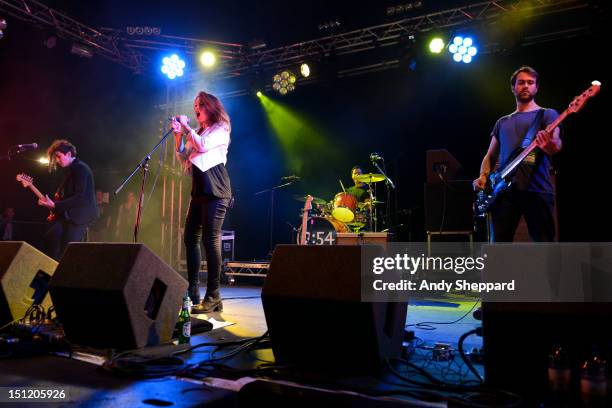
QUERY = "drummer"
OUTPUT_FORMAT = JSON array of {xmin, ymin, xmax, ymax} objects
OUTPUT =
[{"xmin": 346, "ymin": 165, "xmax": 369, "ymax": 203}]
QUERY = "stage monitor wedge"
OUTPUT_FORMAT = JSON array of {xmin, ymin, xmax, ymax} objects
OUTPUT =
[
  {"xmin": 49, "ymin": 243, "xmax": 188, "ymax": 349},
  {"xmin": 262, "ymin": 245, "xmax": 407, "ymax": 374},
  {"xmin": 0, "ymin": 241, "xmax": 58, "ymax": 326}
]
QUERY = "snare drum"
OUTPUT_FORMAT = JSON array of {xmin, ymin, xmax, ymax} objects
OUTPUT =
[
  {"xmin": 296, "ymin": 216, "xmax": 347, "ymax": 245},
  {"xmin": 332, "ymin": 192, "xmax": 357, "ymax": 223}
]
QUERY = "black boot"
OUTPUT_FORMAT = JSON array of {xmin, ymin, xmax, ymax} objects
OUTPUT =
[{"xmin": 191, "ymin": 295, "xmax": 222, "ymax": 314}]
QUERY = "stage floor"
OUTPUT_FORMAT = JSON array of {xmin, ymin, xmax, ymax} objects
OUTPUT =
[{"xmin": 0, "ymin": 285, "xmax": 484, "ymax": 407}]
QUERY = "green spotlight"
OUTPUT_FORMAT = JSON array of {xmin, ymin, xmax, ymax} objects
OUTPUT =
[
  {"xmin": 428, "ymin": 38, "xmax": 445, "ymax": 54},
  {"xmin": 300, "ymin": 63, "xmax": 311, "ymax": 78},
  {"xmin": 256, "ymin": 91, "xmax": 263, "ymax": 97}
]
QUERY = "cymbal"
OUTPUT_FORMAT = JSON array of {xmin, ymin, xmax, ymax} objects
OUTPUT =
[
  {"xmin": 358, "ymin": 200, "xmax": 385, "ymax": 209},
  {"xmin": 354, "ymin": 173, "xmax": 386, "ymax": 183},
  {"xmin": 292, "ymin": 194, "xmax": 327, "ymax": 205}
]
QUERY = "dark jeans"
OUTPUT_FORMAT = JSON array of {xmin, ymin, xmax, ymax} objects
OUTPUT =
[
  {"xmin": 184, "ymin": 196, "xmax": 230, "ymax": 304},
  {"xmin": 491, "ymin": 189, "xmax": 555, "ymax": 242},
  {"xmin": 45, "ymin": 219, "xmax": 89, "ymax": 261}
]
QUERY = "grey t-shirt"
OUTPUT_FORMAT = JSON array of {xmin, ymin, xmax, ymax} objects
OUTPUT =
[{"xmin": 491, "ymin": 108, "xmax": 559, "ymax": 194}]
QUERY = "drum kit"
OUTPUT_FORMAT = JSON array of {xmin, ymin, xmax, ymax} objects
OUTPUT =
[{"xmin": 294, "ymin": 173, "xmax": 387, "ymax": 245}]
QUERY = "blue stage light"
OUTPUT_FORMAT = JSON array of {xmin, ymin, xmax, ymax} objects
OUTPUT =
[
  {"xmin": 161, "ymin": 54, "xmax": 185, "ymax": 79},
  {"xmin": 449, "ymin": 36, "xmax": 478, "ymax": 63}
]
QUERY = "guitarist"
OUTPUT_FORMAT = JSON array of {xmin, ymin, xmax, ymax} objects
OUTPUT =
[
  {"xmin": 473, "ymin": 66, "xmax": 562, "ymax": 242},
  {"xmin": 38, "ymin": 140, "xmax": 98, "ymax": 260}
]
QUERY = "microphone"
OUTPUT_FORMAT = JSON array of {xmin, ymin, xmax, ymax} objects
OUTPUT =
[
  {"xmin": 168, "ymin": 116, "xmax": 190, "ymax": 122},
  {"xmin": 370, "ymin": 152, "xmax": 382, "ymax": 161},
  {"xmin": 16, "ymin": 143, "xmax": 38, "ymax": 150},
  {"xmin": 281, "ymin": 175, "xmax": 300, "ymax": 181}
]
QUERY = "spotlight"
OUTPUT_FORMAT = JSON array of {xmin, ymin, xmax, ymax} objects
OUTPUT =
[
  {"xmin": 449, "ymin": 35, "xmax": 478, "ymax": 63},
  {"xmin": 161, "ymin": 54, "xmax": 185, "ymax": 79},
  {"xmin": 273, "ymin": 70, "xmax": 297, "ymax": 95},
  {"xmin": 428, "ymin": 38, "xmax": 445, "ymax": 54},
  {"xmin": 200, "ymin": 51, "xmax": 216, "ymax": 67},
  {"xmin": 38, "ymin": 157, "xmax": 50, "ymax": 165},
  {"xmin": 300, "ymin": 63, "xmax": 311, "ymax": 78},
  {"xmin": 256, "ymin": 91, "xmax": 263, "ymax": 97}
]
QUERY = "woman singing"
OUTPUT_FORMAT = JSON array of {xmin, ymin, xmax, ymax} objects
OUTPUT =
[{"xmin": 172, "ymin": 91, "xmax": 232, "ymax": 313}]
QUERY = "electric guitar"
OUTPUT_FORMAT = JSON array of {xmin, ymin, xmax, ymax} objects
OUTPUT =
[
  {"xmin": 16, "ymin": 173, "xmax": 57, "ymax": 222},
  {"xmin": 475, "ymin": 80, "xmax": 602, "ymax": 215},
  {"xmin": 299, "ymin": 195, "xmax": 313, "ymax": 245}
]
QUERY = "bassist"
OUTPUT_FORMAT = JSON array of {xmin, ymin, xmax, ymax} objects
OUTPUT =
[{"xmin": 473, "ymin": 66, "xmax": 561, "ymax": 242}]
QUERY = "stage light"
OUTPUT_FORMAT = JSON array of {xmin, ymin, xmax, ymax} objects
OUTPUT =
[
  {"xmin": 300, "ymin": 63, "xmax": 311, "ymax": 78},
  {"xmin": 273, "ymin": 70, "xmax": 297, "ymax": 95},
  {"xmin": 38, "ymin": 157, "xmax": 50, "ymax": 165},
  {"xmin": 256, "ymin": 91, "xmax": 263, "ymax": 97},
  {"xmin": 200, "ymin": 51, "xmax": 216, "ymax": 67},
  {"xmin": 449, "ymin": 35, "xmax": 478, "ymax": 63},
  {"xmin": 428, "ymin": 38, "xmax": 445, "ymax": 54},
  {"xmin": 161, "ymin": 54, "xmax": 185, "ymax": 79}
]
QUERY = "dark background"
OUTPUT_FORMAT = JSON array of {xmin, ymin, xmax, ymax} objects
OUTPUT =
[{"xmin": 1, "ymin": 1, "xmax": 610, "ymax": 261}]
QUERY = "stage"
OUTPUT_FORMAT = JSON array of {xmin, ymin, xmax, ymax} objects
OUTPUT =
[{"xmin": 0, "ymin": 285, "xmax": 484, "ymax": 407}]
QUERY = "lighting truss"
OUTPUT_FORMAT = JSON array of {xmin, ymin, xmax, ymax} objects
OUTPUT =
[{"xmin": 0, "ymin": 0, "xmax": 592, "ymax": 80}]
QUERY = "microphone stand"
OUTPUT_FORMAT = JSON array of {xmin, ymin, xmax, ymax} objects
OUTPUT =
[
  {"xmin": 0, "ymin": 146, "xmax": 29, "ymax": 161},
  {"xmin": 114, "ymin": 127, "xmax": 174, "ymax": 243},
  {"xmin": 371, "ymin": 158, "xmax": 395, "ymax": 231},
  {"xmin": 255, "ymin": 180, "xmax": 296, "ymax": 257}
]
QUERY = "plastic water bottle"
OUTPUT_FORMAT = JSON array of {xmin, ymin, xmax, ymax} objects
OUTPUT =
[
  {"xmin": 581, "ymin": 348, "xmax": 607, "ymax": 407},
  {"xmin": 548, "ymin": 344, "xmax": 571, "ymax": 406}
]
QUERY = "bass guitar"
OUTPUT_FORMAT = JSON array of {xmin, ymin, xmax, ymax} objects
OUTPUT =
[{"xmin": 475, "ymin": 80, "xmax": 601, "ymax": 215}]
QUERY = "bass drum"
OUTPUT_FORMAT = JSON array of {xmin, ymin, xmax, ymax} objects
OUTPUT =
[{"xmin": 297, "ymin": 216, "xmax": 347, "ymax": 245}]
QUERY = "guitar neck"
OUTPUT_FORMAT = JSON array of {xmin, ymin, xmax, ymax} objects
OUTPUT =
[
  {"xmin": 27, "ymin": 184, "xmax": 46, "ymax": 201},
  {"xmin": 500, "ymin": 109, "xmax": 570, "ymax": 179},
  {"xmin": 300, "ymin": 211, "xmax": 309, "ymax": 245}
]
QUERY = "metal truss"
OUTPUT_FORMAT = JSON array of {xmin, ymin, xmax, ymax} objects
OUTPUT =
[
  {"xmin": 1, "ymin": 0, "xmax": 590, "ymax": 77},
  {"xmin": 0, "ymin": 0, "xmax": 148, "ymax": 71},
  {"xmin": 224, "ymin": 262, "xmax": 270, "ymax": 278},
  {"xmin": 215, "ymin": 0, "xmax": 590, "ymax": 78}
]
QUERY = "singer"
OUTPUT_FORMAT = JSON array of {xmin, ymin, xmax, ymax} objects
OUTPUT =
[
  {"xmin": 38, "ymin": 140, "xmax": 98, "ymax": 260},
  {"xmin": 172, "ymin": 91, "xmax": 232, "ymax": 314}
]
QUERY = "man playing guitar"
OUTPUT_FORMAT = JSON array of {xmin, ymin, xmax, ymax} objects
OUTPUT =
[
  {"xmin": 38, "ymin": 140, "xmax": 98, "ymax": 260},
  {"xmin": 473, "ymin": 66, "xmax": 561, "ymax": 242}
]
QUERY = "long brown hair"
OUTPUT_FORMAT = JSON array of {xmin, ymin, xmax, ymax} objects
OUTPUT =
[{"xmin": 196, "ymin": 91, "xmax": 231, "ymax": 132}]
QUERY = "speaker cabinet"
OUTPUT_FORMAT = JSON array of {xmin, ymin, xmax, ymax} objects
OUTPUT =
[
  {"xmin": 49, "ymin": 243, "xmax": 188, "ymax": 349},
  {"xmin": 424, "ymin": 181, "xmax": 474, "ymax": 233},
  {"xmin": 262, "ymin": 245, "xmax": 407, "ymax": 373},
  {"xmin": 0, "ymin": 241, "xmax": 58, "ymax": 326}
]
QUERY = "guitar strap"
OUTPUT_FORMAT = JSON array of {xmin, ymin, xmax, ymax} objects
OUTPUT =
[{"xmin": 520, "ymin": 108, "xmax": 545, "ymax": 149}]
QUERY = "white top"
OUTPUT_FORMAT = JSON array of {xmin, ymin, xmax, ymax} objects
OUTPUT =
[{"xmin": 176, "ymin": 123, "xmax": 230, "ymax": 174}]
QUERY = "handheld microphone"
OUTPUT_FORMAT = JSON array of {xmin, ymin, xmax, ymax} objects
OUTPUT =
[
  {"xmin": 16, "ymin": 143, "xmax": 39, "ymax": 150},
  {"xmin": 168, "ymin": 116, "xmax": 190, "ymax": 122},
  {"xmin": 370, "ymin": 152, "xmax": 382, "ymax": 161}
]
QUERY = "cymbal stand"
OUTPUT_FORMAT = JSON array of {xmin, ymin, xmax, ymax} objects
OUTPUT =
[{"xmin": 371, "ymin": 158, "xmax": 395, "ymax": 230}]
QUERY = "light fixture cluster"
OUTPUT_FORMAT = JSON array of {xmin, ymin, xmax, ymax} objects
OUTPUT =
[
  {"xmin": 126, "ymin": 26, "xmax": 161, "ymax": 36},
  {"xmin": 272, "ymin": 71, "xmax": 297, "ymax": 95}
]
